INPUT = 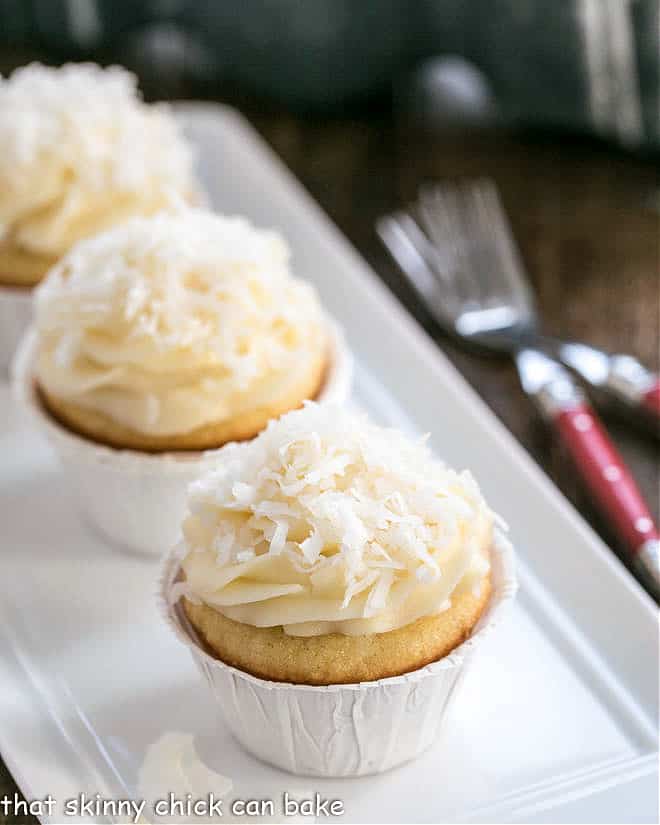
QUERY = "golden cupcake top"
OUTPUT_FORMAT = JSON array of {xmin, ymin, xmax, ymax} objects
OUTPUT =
[
  {"xmin": 0, "ymin": 63, "xmax": 196, "ymax": 268},
  {"xmin": 178, "ymin": 403, "xmax": 496, "ymax": 636},
  {"xmin": 34, "ymin": 208, "xmax": 327, "ymax": 439}
]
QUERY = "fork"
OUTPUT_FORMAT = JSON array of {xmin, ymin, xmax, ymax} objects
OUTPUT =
[
  {"xmin": 387, "ymin": 181, "xmax": 660, "ymax": 430},
  {"xmin": 377, "ymin": 180, "xmax": 660, "ymax": 598}
]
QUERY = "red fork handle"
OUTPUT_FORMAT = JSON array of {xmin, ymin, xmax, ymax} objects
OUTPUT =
[
  {"xmin": 554, "ymin": 403, "xmax": 660, "ymax": 556},
  {"xmin": 641, "ymin": 378, "xmax": 660, "ymax": 418},
  {"xmin": 606, "ymin": 358, "xmax": 660, "ymax": 435}
]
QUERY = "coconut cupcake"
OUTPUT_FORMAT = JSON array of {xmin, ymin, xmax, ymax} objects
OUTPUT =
[
  {"xmin": 0, "ymin": 62, "xmax": 198, "ymax": 367},
  {"xmin": 164, "ymin": 403, "xmax": 516, "ymax": 775},
  {"xmin": 176, "ymin": 403, "xmax": 494, "ymax": 683},
  {"xmin": 14, "ymin": 209, "xmax": 350, "ymax": 554}
]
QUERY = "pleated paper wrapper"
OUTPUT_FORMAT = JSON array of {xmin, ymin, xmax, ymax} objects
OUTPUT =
[
  {"xmin": 12, "ymin": 319, "xmax": 352, "ymax": 556},
  {"xmin": 160, "ymin": 530, "xmax": 517, "ymax": 777}
]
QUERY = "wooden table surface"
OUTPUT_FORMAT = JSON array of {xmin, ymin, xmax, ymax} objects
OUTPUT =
[{"xmin": 0, "ymin": 100, "xmax": 658, "ymax": 819}]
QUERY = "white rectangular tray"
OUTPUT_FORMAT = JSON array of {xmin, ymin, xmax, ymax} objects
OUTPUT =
[{"xmin": 0, "ymin": 103, "xmax": 657, "ymax": 824}]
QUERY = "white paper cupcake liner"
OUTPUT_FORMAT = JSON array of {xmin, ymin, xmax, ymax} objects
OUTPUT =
[
  {"xmin": 0, "ymin": 285, "xmax": 33, "ymax": 375},
  {"xmin": 160, "ymin": 531, "xmax": 517, "ymax": 778},
  {"xmin": 12, "ymin": 319, "xmax": 352, "ymax": 556}
]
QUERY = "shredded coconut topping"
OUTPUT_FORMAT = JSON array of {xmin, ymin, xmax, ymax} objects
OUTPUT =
[
  {"xmin": 0, "ymin": 63, "xmax": 196, "ymax": 256},
  {"xmin": 34, "ymin": 208, "xmax": 326, "ymax": 435},
  {"xmin": 180, "ymin": 403, "xmax": 496, "ymax": 636}
]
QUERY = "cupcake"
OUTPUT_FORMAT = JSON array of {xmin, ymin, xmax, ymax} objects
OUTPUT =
[
  {"xmin": 14, "ymin": 209, "xmax": 350, "ymax": 554},
  {"xmin": 0, "ymin": 62, "xmax": 198, "ymax": 368},
  {"xmin": 163, "ymin": 403, "xmax": 517, "ymax": 775}
]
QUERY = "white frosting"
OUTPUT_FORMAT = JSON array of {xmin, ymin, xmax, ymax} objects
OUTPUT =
[
  {"xmin": 0, "ymin": 63, "xmax": 196, "ymax": 258},
  {"xmin": 34, "ymin": 208, "xmax": 326, "ymax": 436},
  {"xmin": 139, "ymin": 733, "xmax": 232, "ymax": 824},
  {"xmin": 139, "ymin": 732, "xmax": 313, "ymax": 823},
  {"xmin": 179, "ymin": 403, "xmax": 495, "ymax": 636}
]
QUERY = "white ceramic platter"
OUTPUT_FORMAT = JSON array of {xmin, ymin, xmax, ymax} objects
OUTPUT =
[{"xmin": 0, "ymin": 104, "xmax": 657, "ymax": 824}]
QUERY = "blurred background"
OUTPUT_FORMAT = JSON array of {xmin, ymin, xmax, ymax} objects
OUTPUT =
[
  {"xmin": 1, "ymin": 0, "xmax": 659, "ymax": 144},
  {"xmin": 0, "ymin": 2, "xmax": 658, "ymax": 818},
  {"xmin": 0, "ymin": 2, "xmax": 658, "ymax": 552},
  {"xmin": 0, "ymin": 0, "xmax": 659, "ymax": 136},
  {"xmin": 0, "ymin": 0, "xmax": 658, "ymax": 564}
]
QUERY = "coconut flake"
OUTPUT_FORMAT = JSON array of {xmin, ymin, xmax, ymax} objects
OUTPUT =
[
  {"xmin": 180, "ymin": 404, "xmax": 497, "ymax": 621},
  {"xmin": 269, "ymin": 521, "xmax": 288, "ymax": 556},
  {"xmin": 300, "ymin": 529, "xmax": 323, "ymax": 563},
  {"xmin": 0, "ymin": 63, "xmax": 193, "ymax": 194},
  {"xmin": 364, "ymin": 569, "xmax": 394, "ymax": 617},
  {"xmin": 34, "ymin": 207, "xmax": 325, "ymax": 436},
  {"xmin": 232, "ymin": 482, "xmax": 255, "ymax": 506}
]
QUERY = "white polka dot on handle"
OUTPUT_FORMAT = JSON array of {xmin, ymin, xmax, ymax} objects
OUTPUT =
[
  {"xmin": 603, "ymin": 465, "xmax": 622, "ymax": 482},
  {"xmin": 635, "ymin": 517, "xmax": 653, "ymax": 534},
  {"xmin": 573, "ymin": 413, "xmax": 592, "ymax": 432}
]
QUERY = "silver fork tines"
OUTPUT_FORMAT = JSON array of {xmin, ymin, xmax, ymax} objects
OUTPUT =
[
  {"xmin": 420, "ymin": 179, "xmax": 536, "ymax": 338},
  {"xmin": 379, "ymin": 178, "xmax": 538, "ymax": 346},
  {"xmin": 375, "ymin": 212, "xmax": 459, "ymax": 328}
]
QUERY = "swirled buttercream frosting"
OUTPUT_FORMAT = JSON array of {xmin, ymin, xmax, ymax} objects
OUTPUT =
[
  {"xmin": 0, "ymin": 63, "xmax": 196, "ymax": 262},
  {"xmin": 178, "ymin": 403, "xmax": 497, "ymax": 636},
  {"xmin": 34, "ymin": 208, "xmax": 326, "ymax": 436}
]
